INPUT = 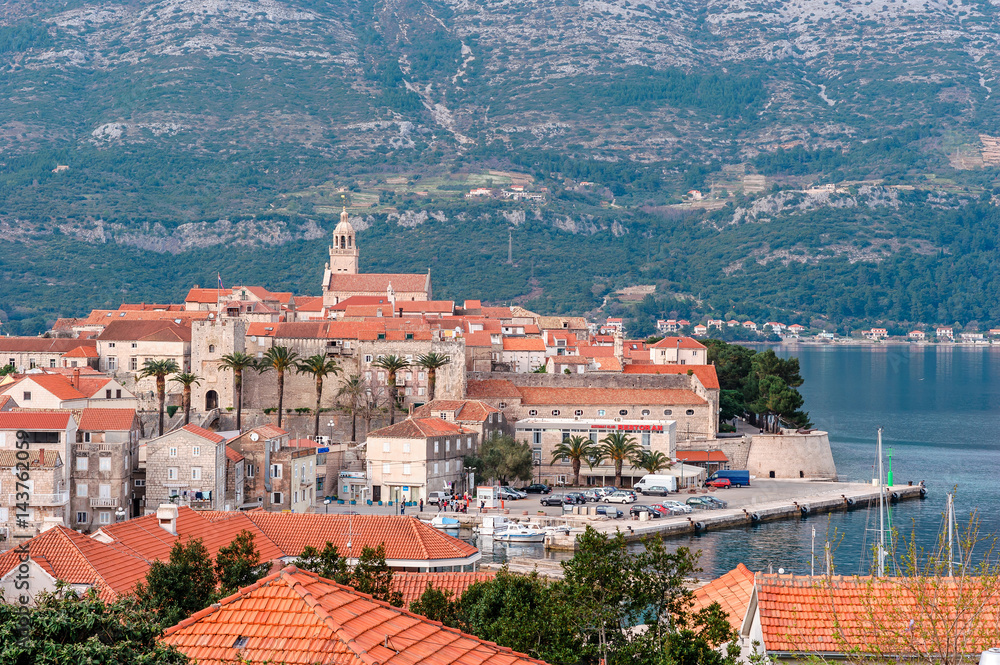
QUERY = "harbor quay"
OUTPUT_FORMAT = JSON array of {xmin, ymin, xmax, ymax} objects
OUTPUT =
[{"xmin": 392, "ymin": 479, "xmax": 927, "ymax": 550}]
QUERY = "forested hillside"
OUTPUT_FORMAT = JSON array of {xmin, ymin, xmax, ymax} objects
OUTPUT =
[{"xmin": 3, "ymin": 0, "xmax": 1000, "ymax": 333}]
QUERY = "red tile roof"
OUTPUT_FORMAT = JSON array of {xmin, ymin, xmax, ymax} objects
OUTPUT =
[
  {"xmin": 481, "ymin": 306, "xmax": 514, "ymax": 319},
  {"xmin": 676, "ymin": 450, "xmax": 729, "ymax": 463},
  {"xmin": 593, "ymin": 357, "xmax": 623, "ymax": 372},
  {"xmin": 650, "ymin": 336, "xmax": 706, "ymax": 350},
  {"xmin": 293, "ymin": 295, "xmax": 325, "ymax": 311},
  {"xmin": 0, "ymin": 411, "xmax": 72, "ymax": 430},
  {"xmin": 466, "ymin": 379, "xmax": 522, "ymax": 400},
  {"xmin": 62, "ymin": 345, "xmax": 100, "ymax": 358},
  {"xmin": 184, "ymin": 288, "xmax": 222, "ymax": 303},
  {"xmin": 550, "ymin": 355, "xmax": 588, "ymax": 365},
  {"xmin": 691, "ymin": 564, "xmax": 755, "ymax": 631},
  {"xmin": 392, "ymin": 571, "xmax": 498, "ymax": 607},
  {"xmin": 412, "ymin": 400, "xmax": 499, "ymax": 422},
  {"xmin": 517, "ymin": 387, "xmax": 706, "ymax": 406},
  {"xmin": 179, "ymin": 423, "xmax": 226, "ymax": 443},
  {"xmin": 0, "ymin": 526, "xmax": 150, "ymax": 601},
  {"xmin": 327, "ymin": 273, "xmax": 429, "ymax": 294},
  {"xmin": 8, "ymin": 374, "xmax": 87, "ymax": 401},
  {"xmin": 225, "ymin": 445, "xmax": 245, "ymax": 462},
  {"xmin": 96, "ymin": 320, "xmax": 192, "ymax": 342},
  {"xmin": 368, "ymin": 417, "xmax": 476, "ymax": 439},
  {"xmin": 78, "ymin": 310, "xmax": 210, "ymax": 327},
  {"xmin": 161, "ymin": 567, "xmax": 547, "ymax": 665},
  {"xmin": 622, "ymin": 363, "xmax": 721, "ymax": 390},
  {"xmin": 0, "ymin": 448, "xmax": 61, "ymax": 468},
  {"xmin": 464, "ymin": 331, "xmax": 495, "ymax": 347},
  {"xmin": 73, "ymin": 375, "xmax": 114, "ymax": 397},
  {"xmin": 78, "ymin": 408, "xmax": 137, "ymax": 432},
  {"xmin": 0, "ymin": 338, "xmax": 97, "ymax": 353},
  {"xmin": 502, "ymin": 337, "xmax": 546, "ymax": 352}
]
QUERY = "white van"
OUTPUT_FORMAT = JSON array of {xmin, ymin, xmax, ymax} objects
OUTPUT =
[{"xmin": 633, "ymin": 474, "xmax": 677, "ymax": 494}]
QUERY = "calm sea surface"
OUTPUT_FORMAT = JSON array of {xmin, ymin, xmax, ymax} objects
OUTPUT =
[{"xmin": 479, "ymin": 344, "xmax": 1000, "ymax": 578}]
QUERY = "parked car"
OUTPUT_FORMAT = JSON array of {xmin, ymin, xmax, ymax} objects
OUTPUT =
[
  {"xmin": 498, "ymin": 488, "xmax": 522, "ymax": 501},
  {"xmin": 630, "ymin": 505, "xmax": 661, "ymax": 519},
  {"xmin": 707, "ymin": 469, "xmax": 751, "ymax": 487},
  {"xmin": 427, "ymin": 491, "xmax": 453, "ymax": 506},
  {"xmin": 641, "ymin": 485, "xmax": 671, "ymax": 497},
  {"xmin": 703, "ymin": 495, "xmax": 729, "ymax": 509},
  {"xmin": 604, "ymin": 491, "xmax": 636, "ymax": 504},
  {"xmin": 565, "ymin": 492, "xmax": 587, "ymax": 505},
  {"xmin": 581, "ymin": 490, "xmax": 602, "ymax": 502},
  {"xmin": 706, "ymin": 478, "xmax": 732, "ymax": 489},
  {"xmin": 525, "ymin": 483, "xmax": 551, "ymax": 494},
  {"xmin": 595, "ymin": 505, "xmax": 624, "ymax": 519},
  {"xmin": 540, "ymin": 494, "xmax": 566, "ymax": 506},
  {"xmin": 649, "ymin": 505, "xmax": 673, "ymax": 517},
  {"xmin": 500, "ymin": 486, "xmax": 527, "ymax": 499},
  {"xmin": 658, "ymin": 500, "xmax": 693, "ymax": 515},
  {"xmin": 686, "ymin": 496, "xmax": 717, "ymax": 510}
]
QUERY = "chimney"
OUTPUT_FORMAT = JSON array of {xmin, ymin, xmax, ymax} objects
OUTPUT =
[
  {"xmin": 71, "ymin": 368, "xmax": 80, "ymax": 388},
  {"xmin": 156, "ymin": 504, "xmax": 179, "ymax": 536},
  {"xmin": 39, "ymin": 448, "xmax": 44, "ymax": 465}
]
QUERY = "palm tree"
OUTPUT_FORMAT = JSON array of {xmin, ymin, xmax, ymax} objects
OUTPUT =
[
  {"xmin": 632, "ymin": 449, "xmax": 673, "ymax": 475},
  {"xmin": 140, "ymin": 359, "xmax": 181, "ymax": 437},
  {"xmin": 219, "ymin": 352, "xmax": 256, "ymax": 431},
  {"xmin": 415, "ymin": 352, "xmax": 451, "ymax": 401},
  {"xmin": 372, "ymin": 354, "xmax": 410, "ymax": 424},
  {"xmin": 551, "ymin": 435, "xmax": 596, "ymax": 487},
  {"xmin": 336, "ymin": 374, "xmax": 366, "ymax": 442},
  {"xmin": 169, "ymin": 372, "xmax": 202, "ymax": 426},
  {"xmin": 256, "ymin": 346, "xmax": 299, "ymax": 429},
  {"xmin": 296, "ymin": 354, "xmax": 342, "ymax": 437},
  {"xmin": 597, "ymin": 431, "xmax": 642, "ymax": 487}
]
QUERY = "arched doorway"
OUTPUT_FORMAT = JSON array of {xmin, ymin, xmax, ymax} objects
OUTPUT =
[{"xmin": 205, "ymin": 390, "xmax": 218, "ymax": 410}]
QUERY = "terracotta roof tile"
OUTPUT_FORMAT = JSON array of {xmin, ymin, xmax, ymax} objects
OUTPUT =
[
  {"xmin": 161, "ymin": 567, "xmax": 548, "ymax": 665},
  {"xmin": 650, "ymin": 336, "xmax": 707, "ymax": 350},
  {"xmin": 0, "ymin": 411, "xmax": 73, "ymax": 430},
  {"xmin": 691, "ymin": 564, "xmax": 755, "ymax": 631},
  {"xmin": 392, "ymin": 571, "xmax": 498, "ymax": 607},
  {"xmin": 622, "ymin": 363, "xmax": 720, "ymax": 390},
  {"xmin": 412, "ymin": 400, "xmax": 499, "ymax": 422},
  {"xmin": 676, "ymin": 450, "xmax": 729, "ymax": 463},
  {"xmin": 466, "ymin": 379, "xmax": 522, "ymax": 400},
  {"xmin": 327, "ymin": 273, "xmax": 429, "ymax": 293},
  {"xmin": 96, "ymin": 320, "xmax": 192, "ymax": 342},
  {"xmin": 517, "ymin": 387, "xmax": 706, "ymax": 406},
  {"xmin": 464, "ymin": 331, "xmax": 495, "ymax": 347},
  {"xmin": 593, "ymin": 357, "xmax": 623, "ymax": 372},
  {"xmin": 78, "ymin": 408, "xmax": 137, "ymax": 432},
  {"xmin": 74, "ymin": 376, "xmax": 114, "ymax": 398},
  {"xmin": 0, "ymin": 338, "xmax": 97, "ymax": 353},
  {"xmin": 225, "ymin": 445, "xmax": 245, "ymax": 462},
  {"xmin": 368, "ymin": 417, "xmax": 476, "ymax": 439},
  {"xmin": 502, "ymin": 337, "xmax": 546, "ymax": 351},
  {"xmin": 293, "ymin": 295, "xmax": 325, "ymax": 311},
  {"xmin": 61, "ymin": 345, "xmax": 100, "ymax": 358},
  {"xmin": 6, "ymin": 374, "xmax": 87, "ymax": 401},
  {"xmin": 179, "ymin": 423, "xmax": 226, "ymax": 443}
]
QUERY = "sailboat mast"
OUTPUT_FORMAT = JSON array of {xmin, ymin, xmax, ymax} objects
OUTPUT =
[
  {"xmin": 877, "ymin": 428, "xmax": 886, "ymax": 578},
  {"xmin": 947, "ymin": 492, "xmax": 954, "ymax": 577}
]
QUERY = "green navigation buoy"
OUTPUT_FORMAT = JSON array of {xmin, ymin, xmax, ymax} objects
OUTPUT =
[{"xmin": 886, "ymin": 447, "xmax": 894, "ymax": 486}]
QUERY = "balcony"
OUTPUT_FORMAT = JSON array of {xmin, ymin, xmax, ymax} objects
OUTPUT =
[
  {"xmin": 8, "ymin": 492, "xmax": 70, "ymax": 506},
  {"xmin": 89, "ymin": 497, "xmax": 119, "ymax": 508}
]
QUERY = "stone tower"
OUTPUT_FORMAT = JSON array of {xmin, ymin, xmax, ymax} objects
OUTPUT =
[{"xmin": 326, "ymin": 207, "xmax": 358, "ymax": 276}]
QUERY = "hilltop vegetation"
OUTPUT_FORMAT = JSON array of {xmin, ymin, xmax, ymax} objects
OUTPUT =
[{"xmin": 4, "ymin": 0, "xmax": 1000, "ymax": 332}]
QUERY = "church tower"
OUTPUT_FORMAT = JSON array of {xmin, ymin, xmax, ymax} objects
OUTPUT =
[{"xmin": 327, "ymin": 207, "xmax": 358, "ymax": 275}]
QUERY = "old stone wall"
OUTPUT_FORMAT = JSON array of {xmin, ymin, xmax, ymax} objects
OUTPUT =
[{"xmin": 744, "ymin": 431, "xmax": 837, "ymax": 480}]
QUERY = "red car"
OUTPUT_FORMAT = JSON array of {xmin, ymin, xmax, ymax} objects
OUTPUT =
[{"xmin": 706, "ymin": 478, "xmax": 732, "ymax": 489}]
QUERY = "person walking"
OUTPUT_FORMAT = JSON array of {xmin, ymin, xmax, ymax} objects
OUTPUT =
[
  {"xmin": 400, "ymin": 502, "xmax": 405, "ymax": 515},
  {"xmin": 419, "ymin": 498, "xmax": 424, "ymax": 513}
]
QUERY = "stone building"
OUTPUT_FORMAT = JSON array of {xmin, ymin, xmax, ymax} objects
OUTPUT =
[
  {"xmin": 95, "ymin": 320, "xmax": 191, "ymax": 400},
  {"xmin": 145, "ymin": 424, "xmax": 229, "ymax": 512},
  {"xmin": 367, "ymin": 418, "xmax": 479, "ymax": 504},
  {"xmin": 649, "ymin": 337, "xmax": 708, "ymax": 365},
  {"xmin": 71, "ymin": 408, "xmax": 140, "ymax": 530},
  {"xmin": 0, "ymin": 411, "xmax": 77, "ymax": 493},
  {"xmin": 411, "ymin": 400, "xmax": 511, "ymax": 442},
  {"xmin": 290, "ymin": 448, "xmax": 318, "ymax": 513},
  {"xmin": 0, "ymin": 338, "xmax": 98, "ymax": 372},
  {"xmin": 0, "ymin": 370, "xmax": 136, "ymax": 411},
  {"xmin": 227, "ymin": 424, "xmax": 292, "ymax": 511},
  {"xmin": 321, "ymin": 208, "xmax": 431, "ymax": 307},
  {"xmin": 0, "ymin": 449, "xmax": 67, "ymax": 539},
  {"xmin": 224, "ymin": 446, "xmax": 245, "ymax": 509}
]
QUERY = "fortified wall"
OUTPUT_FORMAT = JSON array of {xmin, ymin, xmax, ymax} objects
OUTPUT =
[{"xmin": 744, "ymin": 430, "xmax": 837, "ymax": 481}]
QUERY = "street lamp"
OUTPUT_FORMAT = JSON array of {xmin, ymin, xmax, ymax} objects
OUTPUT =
[{"xmin": 535, "ymin": 459, "xmax": 541, "ymax": 484}]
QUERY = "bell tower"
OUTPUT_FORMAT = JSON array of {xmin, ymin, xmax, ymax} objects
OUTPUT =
[{"xmin": 327, "ymin": 207, "xmax": 358, "ymax": 275}]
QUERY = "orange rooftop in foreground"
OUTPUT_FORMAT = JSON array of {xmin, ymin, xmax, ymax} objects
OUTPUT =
[{"xmin": 161, "ymin": 566, "xmax": 551, "ymax": 665}]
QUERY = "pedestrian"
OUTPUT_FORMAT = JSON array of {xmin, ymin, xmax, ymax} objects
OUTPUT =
[
  {"xmin": 419, "ymin": 498, "xmax": 424, "ymax": 513},
  {"xmin": 480, "ymin": 499, "xmax": 485, "ymax": 511},
  {"xmin": 400, "ymin": 502, "xmax": 405, "ymax": 515}
]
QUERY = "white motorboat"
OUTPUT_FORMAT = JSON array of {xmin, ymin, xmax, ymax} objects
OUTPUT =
[
  {"xmin": 477, "ymin": 515, "xmax": 510, "ymax": 536},
  {"xmin": 428, "ymin": 515, "xmax": 461, "ymax": 530},
  {"xmin": 494, "ymin": 523, "xmax": 546, "ymax": 543}
]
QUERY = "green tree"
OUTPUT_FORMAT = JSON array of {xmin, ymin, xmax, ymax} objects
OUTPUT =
[
  {"xmin": 0, "ymin": 590, "xmax": 187, "ymax": 664},
  {"xmin": 295, "ymin": 354, "xmax": 342, "ymax": 437},
  {"xmin": 372, "ymin": 354, "xmax": 410, "ymax": 424},
  {"xmin": 416, "ymin": 352, "xmax": 451, "ymax": 401},
  {"xmin": 479, "ymin": 433, "xmax": 534, "ymax": 484},
  {"xmin": 140, "ymin": 359, "xmax": 181, "ymax": 437},
  {"xmin": 169, "ymin": 372, "xmax": 202, "ymax": 426},
  {"xmin": 632, "ymin": 449, "xmax": 672, "ymax": 474},
  {"xmin": 137, "ymin": 538, "xmax": 217, "ymax": 627},
  {"xmin": 336, "ymin": 374, "xmax": 366, "ymax": 442},
  {"xmin": 597, "ymin": 431, "xmax": 641, "ymax": 487},
  {"xmin": 551, "ymin": 435, "xmax": 596, "ymax": 487},
  {"xmin": 350, "ymin": 543, "xmax": 403, "ymax": 606},
  {"xmin": 218, "ymin": 352, "xmax": 256, "ymax": 430},
  {"xmin": 257, "ymin": 346, "xmax": 299, "ymax": 429},
  {"xmin": 409, "ymin": 584, "xmax": 462, "ymax": 627},
  {"xmin": 214, "ymin": 529, "xmax": 272, "ymax": 595},
  {"xmin": 293, "ymin": 541, "xmax": 350, "ymax": 584}
]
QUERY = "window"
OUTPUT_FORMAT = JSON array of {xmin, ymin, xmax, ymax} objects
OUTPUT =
[
  {"xmin": 49, "ymin": 358, "xmax": 56, "ymax": 368},
  {"xmin": 316, "ymin": 477, "xmax": 324, "ymax": 492},
  {"xmin": 22, "ymin": 391, "xmax": 31, "ymax": 402},
  {"xmin": 402, "ymin": 442, "xmax": 410, "ymax": 453},
  {"xmin": 642, "ymin": 432, "xmax": 651, "ymax": 448},
  {"xmin": 192, "ymin": 446, "xmax": 200, "ymax": 457},
  {"xmin": 270, "ymin": 464, "xmax": 282, "ymax": 479},
  {"xmin": 131, "ymin": 343, "xmax": 138, "ymax": 348},
  {"xmin": 382, "ymin": 440, "xmax": 390, "ymax": 452},
  {"xmin": 402, "ymin": 464, "xmax": 411, "ymax": 475},
  {"xmin": 405, "ymin": 371, "xmax": 412, "ymax": 381},
  {"xmin": 574, "ymin": 409, "xmax": 583, "ymax": 416},
  {"xmin": 134, "ymin": 479, "xmax": 145, "ymax": 487},
  {"xmin": 532, "ymin": 446, "xmax": 542, "ymax": 462},
  {"xmin": 191, "ymin": 467, "xmax": 202, "ymax": 480},
  {"xmin": 418, "ymin": 371, "xmax": 426, "ymax": 381},
  {"xmin": 434, "ymin": 462, "xmax": 439, "ymax": 474},
  {"xmin": 528, "ymin": 409, "xmax": 537, "ymax": 416},
  {"xmin": 418, "ymin": 387, "xmax": 425, "ymax": 396},
  {"xmin": 686, "ymin": 409, "xmax": 695, "ymax": 415},
  {"xmin": 533, "ymin": 430, "xmax": 542, "ymax": 445},
  {"xmin": 272, "ymin": 492, "xmax": 283, "ymax": 504},
  {"xmin": 589, "ymin": 432, "xmax": 599, "ymax": 444},
  {"xmin": 169, "ymin": 447, "xmax": 177, "ymax": 457},
  {"xmin": 77, "ymin": 483, "xmax": 88, "ymax": 497},
  {"xmin": 641, "ymin": 409, "xmax": 650, "ymax": 416},
  {"xmin": 76, "ymin": 512, "xmax": 88, "ymax": 524},
  {"xmin": 98, "ymin": 484, "xmax": 110, "ymax": 498},
  {"xmin": 168, "ymin": 467, "xmax": 178, "ymax": 480},
  {"xmin": 619, "ymin": 409, "xmax": 628, "ymax": 416},
  {"xmin": 664, "ymin": 409, "xmax": 673, "ymax": 416},
  {"xmin": 209, "ymin": 345, "xmax": 215, "ymax": 353},
  {"xmin": 446, "ymin": 440, "xmax": 451, "ymax": 452},
  {"xmin": 107, "ymin": 343, "xmax": 115, "ymax": 348},
  {"xmin": 378, "ymin": 372, "xmax": 385, "ymax": 381},
  {"xmin": 597, "ymin": 409, "xmax": 606, "ymax": 417},
  {"xmin": 365, "ymin": 355, "xmax": 373, "ymax": 363},
  {"xmin": 107, "ymin": 357, "xmax": 117, "ymax": 370},
  {"xmin": 467, "ymin": 436, "xmax": 473, "ymax": 448},
  {"xmin": 99, "ymin": 456, "xmax": 111, "ymax": 472},
  {"xmin": 106, "ymin": 389, "xmax": 112, "ymax": 399},
  {"xmin": 130, "ymin": 357, "xmax": 138, "ymax": 371},
  {"xmin": 405, "ymin": 387, "xmax": 412, "ymax": 396},
  {"xmin": 28, "ymin": 359, "xmax": 35, "ymax": 369},
  {"xmin": 246, "ymin": 465, "xmax": 255, "ymax": 478},
  {"xmin": 551, "ymin": 410, "xmax": 560, "ymax": 416},
  {"xmin": 498, "ymin": 402, "xmax": 507, "ymax": 409},
  {"xmin": 76, "ymin": 456, "xmax": 88, "ymax": 471},
  {"xmin": 382, "ymin": 463, "xmax": 390, "ymax": 474},
  {"xmin": 434, "ymin": 441, "xmax": 439, "ymax": 453},
  {"xmin": 116, "ymin": 389, "xmax": 122, "ymax": 399}
]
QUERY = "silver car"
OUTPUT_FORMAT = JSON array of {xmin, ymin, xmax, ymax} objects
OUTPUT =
[{"xmin": 603, "ymin": 491, "xmax": 636, "ymax": 504}]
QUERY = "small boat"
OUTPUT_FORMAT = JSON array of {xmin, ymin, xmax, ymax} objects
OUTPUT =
[
  {"xmin": 477, "ymin": 515, "xmax": 510, "ymax": 536},
  {"xmin": 494, "ymin": 523, "xmax": 546, "ymax": 543},
  {"xmin": 429, "ymin": 515, "xmax": 461, "ymax": 530}
]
